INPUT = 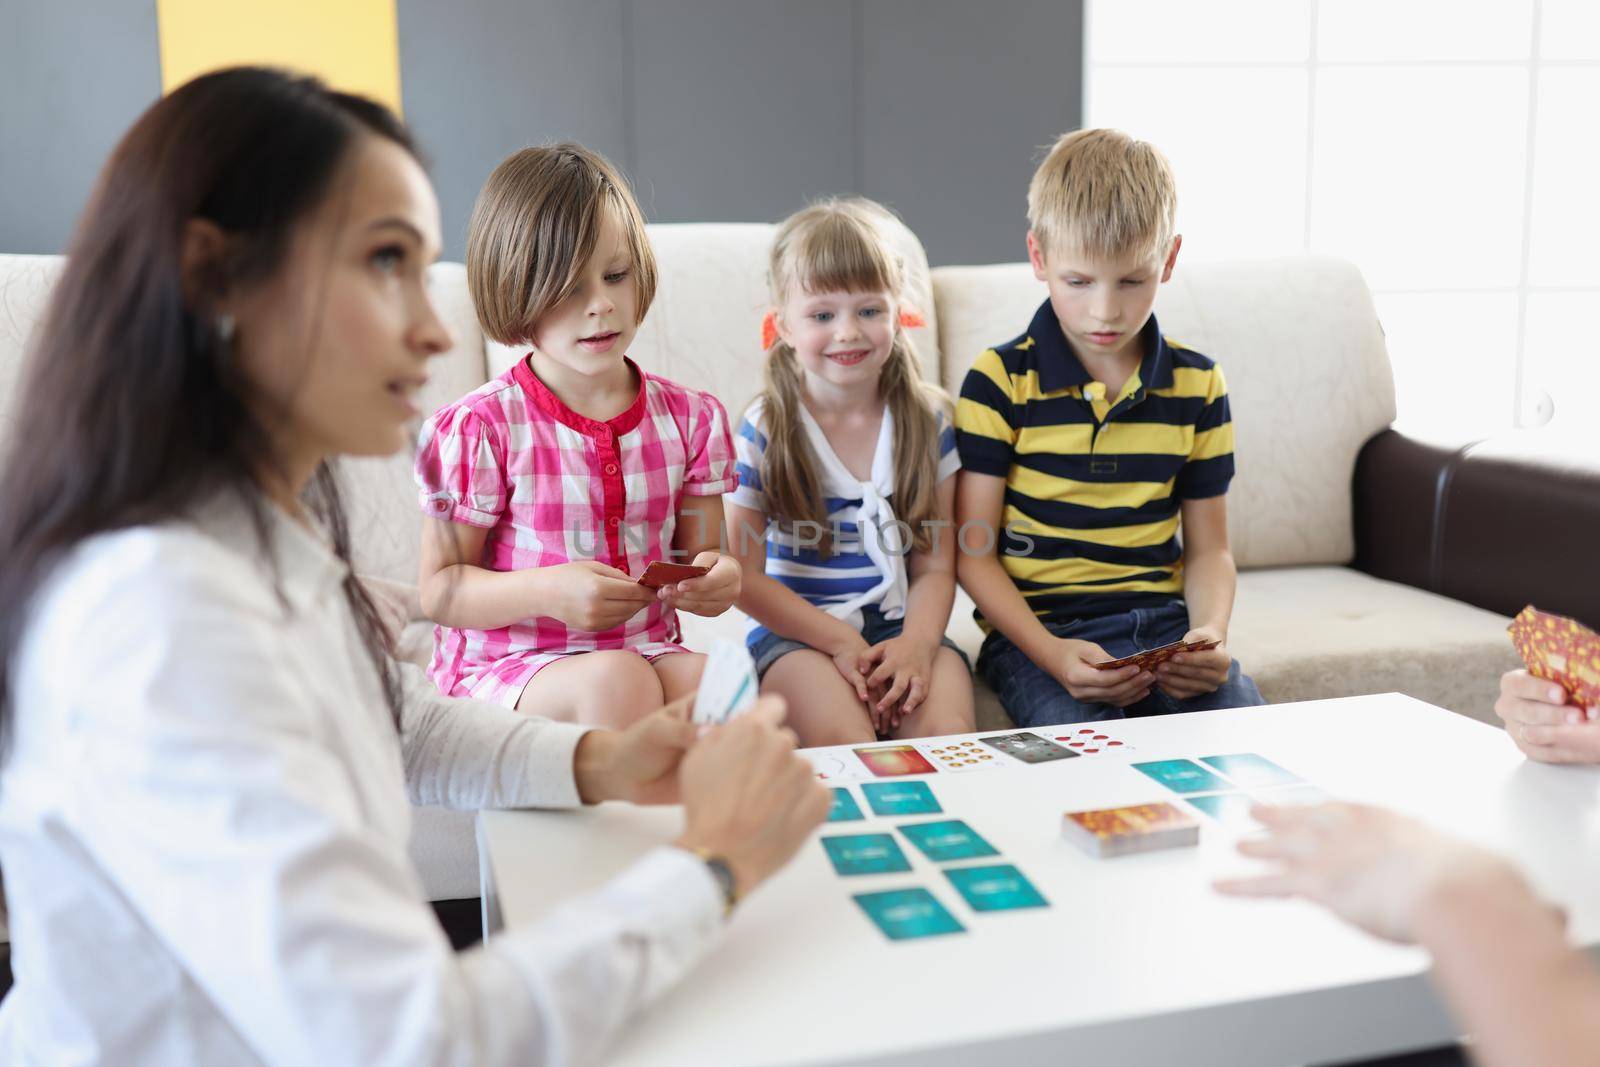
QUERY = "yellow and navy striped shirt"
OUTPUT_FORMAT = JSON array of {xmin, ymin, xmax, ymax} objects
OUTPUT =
[{"xmin": 954, "ymin": 300, "xmax": 1235, "ymax": 627}]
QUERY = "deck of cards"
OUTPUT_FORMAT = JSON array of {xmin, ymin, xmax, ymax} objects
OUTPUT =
[
  {"xmin": 692, "ymin": 639, "xmax": 758, "ymax": 725},
  {"xmin": 1061, "ymin": 802, "xmax": 1200, "ymax": 858},
  {"xmin": 1092, "ymin": 638, "xmax": 1220, "ymax": 672},
  {"xmin": 1509, "ymin": 605, "xmax": 1600, "ymax": 709}
]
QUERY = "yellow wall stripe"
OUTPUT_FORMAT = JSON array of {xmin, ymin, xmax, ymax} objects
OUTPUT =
[{"xmin": 157, "ymin": 0, "xmax": 402, "ymax": 114}]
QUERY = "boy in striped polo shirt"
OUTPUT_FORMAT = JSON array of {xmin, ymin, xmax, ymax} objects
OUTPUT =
[{"xmin": 953, "ymin": 128, "xmax": 1263, "ymax": 727}]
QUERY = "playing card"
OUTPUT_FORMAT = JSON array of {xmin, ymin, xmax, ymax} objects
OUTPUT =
[
  {"xmin": 853, "ymin": 744, "xmax": 939, "ymax": 778},
  {"xmin": 1185, "ymin": 792, "xmax": 1260, "ymax": 832},
  {"xmin": 1061, "ymin": 802, "xmax": 1200, "ymax": 857},
  {"xmin": 853, "ymin": 887, "xmax": 966, "ymax": 940},
  {"xmin": 1049, "ymin": 727, "xmax": 1135, "ymax": 755},
  {"xmin": 820, "ymin": 833, "xmax": 912, "ymax": 876},
  {"xmin": 691, "ymin": 639, "xmax": 758, "ymax": 725},
  {"xmin": 897, "ymin": 819, "xmax": 999, "ymax": 863},
  {"xmin": 1131, "ymin": 758, "xmax": 1232, "ymax": 795},
  {"xmin": 914, "ymin": 739, "xmax": 1004, "ymax": 773},
  {"xmin": 1092, "ymin": 638, "xmax": 1220, "ymax": 672},
  {"xmin": 979, "ymin": 731, "xmax": 1079, "ymax": 765},
  {"xmin": 1199, "ymin": 753, "xmax": 1302, "ymax": 789},
  {"xmin": 803, "ymin": 748, "xmax": 869, "ymax": 782},
  {"xmin": 1509, "ymin": 605, "xmax": 1600, "ymax": 708},
  {"xmin": 943, "ymin": 864, "xmax": 1049, "ymax": 912},
  {"xmin": 636, "ymin": 560, "xmax": 710, "ymax": 588},
  {"xmin": 827, "ymin": 787, "xmax": 866, "ymax": 822},
  {"xmin": 861, "ymin": 780, "xmax": 942, "ymax": 816}
]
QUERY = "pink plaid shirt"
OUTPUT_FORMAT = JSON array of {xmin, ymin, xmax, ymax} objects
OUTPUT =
[{"xmin": 415, "ymin": 357, "xmax": 738, "ymax": 706}]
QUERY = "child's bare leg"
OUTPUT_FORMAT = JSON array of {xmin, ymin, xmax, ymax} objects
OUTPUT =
[
  {"xmin": 650, "ymin": 651, "xmax": 706, "ymax": 705},
  {"xmin": 892, "ymin": 648, "xmax": 976, "ymax": 740},
  {"xmin": 515, "ymin": 650, "xmax": 665, "ymax": 729},
  {"xmin": 762, "ymin": 649, "xmax": 875, "ymax": 747}
]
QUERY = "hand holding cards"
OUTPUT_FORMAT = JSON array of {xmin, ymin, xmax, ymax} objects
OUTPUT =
[
  {"xmin": 1509, "ymin": 605, "xmax": 1600, "ymax": 709},
  {"xmin": 1092, "ymin": 637, "xmax": 1220, "ymax": 673}
]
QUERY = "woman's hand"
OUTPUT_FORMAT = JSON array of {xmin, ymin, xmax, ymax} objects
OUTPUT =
[
  {"xmin": 574, "ymin": 696, "xmax": 698, "ymax": 805},
  {"xmin": 861, "ymin": 634, "xmax": 938, "ymax": 732},
  {"xmin": 657, "ymin": 551, "xmax": 740, "ymax": 617},
  {"xmin": 1155, "ymin": 626, "xmax": 1231, "ymax": 700},
  {"xmin": 544, "ymin": 560, "xmax": 658, "ymax": 632},
  {"xmin": 1495, "ymin": 669, "xmax": 1600, "ymax": 764},
  {"xmin": 675, "ymin": 696, "xmax": 831, "ymax": 899},
  {"xmin": 1214, "ymin": 802, "xmax": 1526, "ymax": 943}
]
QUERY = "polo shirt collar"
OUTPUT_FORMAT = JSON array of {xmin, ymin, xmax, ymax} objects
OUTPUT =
[{"xmin": 1028, "ymin": 299, "xmax": 1177, "ymax": 395}]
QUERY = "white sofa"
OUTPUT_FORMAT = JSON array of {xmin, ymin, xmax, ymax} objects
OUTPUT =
[{"xmin": 0, "ymin": 226, "xmax": 1521, "ymax": 902}]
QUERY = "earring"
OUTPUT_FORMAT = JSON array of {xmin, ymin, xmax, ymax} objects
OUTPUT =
[{"xmin": 215, "ymin": 312, "xmax": 235, "ymax": 343}]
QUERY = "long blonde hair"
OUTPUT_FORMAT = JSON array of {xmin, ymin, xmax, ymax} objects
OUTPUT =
[{"xmin": 758, "ymin": 198, "xmax": 948, "ymax": 556}]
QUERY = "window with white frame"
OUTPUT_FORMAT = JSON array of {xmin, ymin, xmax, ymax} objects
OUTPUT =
[{"xmin": 1085, "ymin": 0, "xmax": 1599, "ymax": 439}]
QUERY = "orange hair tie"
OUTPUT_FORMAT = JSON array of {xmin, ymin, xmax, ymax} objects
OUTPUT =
[{"xmin": 761, "ymin": 305, "xmax": 926, "ymax": 351}]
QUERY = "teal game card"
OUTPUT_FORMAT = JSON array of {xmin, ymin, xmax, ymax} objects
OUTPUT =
[
  {"xmin": 898, "ymin": 819, "xmax": 999, "ymax": 863},
  {"xmin": 828, "ymin": 787, "xmax": 865, "ymax": 822},
  {"xmin": 1186, "ymin": 791, "xmax": 1261, "ymax": 832},
  {"xmin": 861, "ymin": 780, "xmax": 942, "ymax": 817},
  {"xmin": 821, "ymin": 833, "xmax": 912, "ymax": 875},
  {"xmin": 852, "ymin": 887, "xmax": 965, "ymax": 940},
  {"xmin": 944, "ymin": 864, "xmax": 1048, "ymax": 912},
  {"xmin": 1199, "ymin": 753, "xmax": 1302, "ymax": 789},
  {"xmin": 1132, "ymin": 758, "xmax": 1232, "ymax": 795}
]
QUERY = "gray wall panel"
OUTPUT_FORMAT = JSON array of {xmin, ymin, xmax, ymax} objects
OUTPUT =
[
  {"xmin": 860, "ymin": 0, "xmax": 1084, "ymax": 266},
  {"xmin": 398, "ymin": 0, "xmax": 631, "ymax": 261},
  {"xmin": 0, "ymin": 1, "xmax": 162, "ymax": 253},
  {"xmin": 629, "ymin": 0, "xmax": 856, "ymax": 222}
]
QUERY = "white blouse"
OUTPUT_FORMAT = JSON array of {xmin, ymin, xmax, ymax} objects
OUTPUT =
[{"xmin": 0, "ymin": 494, "xmax": 722, "ymax": 1066}]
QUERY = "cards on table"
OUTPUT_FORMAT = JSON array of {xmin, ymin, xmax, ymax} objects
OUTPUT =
[
  {"xmin": 862, "ymin": 780, "xmax": 942, "ymax": 816},
  {"xmin": 1050, "ymin": 726, "xmax": 1133, "ymax": 754},
  {"xmin": 1131, "ymin": 758, "xmax": 1232, "ymax": 794},
  {"xmin": 821, "ymin": 833, "xmax": 912, "ymax": 876},
  {"xmin": 980, "ymin": 731, "xmax": 1079, "ymax": 765},
  {"xmin": 1091, "ymin": 638, "xmax": 1220, "ymax": 672},
  {"xmin": 827, "ymin": 787, "xmax": 865, "ymax": 822},
  {"xmin": 854, "ymin": 744, "xmax": 938, "ymax": 778},
  {"xmin": 1199, "ymin": 752, "xmax": 1301, "ymax": 789},
  {"xmin": 692, "ymin": 639, "xmax": 758, "ymax": 725},
  {"xmin": 1185, "ymin": 792, "xmax": 1261, "ymax": 832},
  {"xmin": 636, "ymin": 560, "xmax": 710, "ymax": 588},
  {"xmin": 853, "ymin": 887, "xmax": 965, "ymax": 940},
  {"xmin": 1509, "ymin": 605, "xmax": 1600, "ymax": 709},
  {"xmin": 916, "ymin": 739, "xmax": 1002, "ymax": 772},
  {"xmin": 944, "ymin": 864, "xmax": 1049, "ymax": 912},
  {"xmin": 898, "ymin": 819, "xmax": 999, "ymax": 863},
  {"xmin": 1061, "ymin": 802, "xmax": 1200, "ymax": 858}
]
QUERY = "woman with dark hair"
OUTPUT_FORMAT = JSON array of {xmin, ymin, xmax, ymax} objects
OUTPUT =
[{"xmin": 0, "ymin": 67, "xmax": 827, "ymax": 1065}]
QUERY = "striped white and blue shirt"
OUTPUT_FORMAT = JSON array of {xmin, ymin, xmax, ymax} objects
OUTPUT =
[{"xmin": 729, "ymin": 398, "xmax": 960, "ymax": 642}]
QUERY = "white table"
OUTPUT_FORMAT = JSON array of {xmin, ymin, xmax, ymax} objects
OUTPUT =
[{"xmin": 477, "ymin": 694, "xmax": 1600, "ymax": 1067}]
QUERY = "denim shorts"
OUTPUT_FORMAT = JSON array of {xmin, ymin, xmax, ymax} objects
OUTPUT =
[
  {"xmin": 974, "ymin": 597, "xmax": 1264, "ymax": 729},
  {"xmin": 748, "ymin": 604, "xmax": 971, "ymax": 680}
]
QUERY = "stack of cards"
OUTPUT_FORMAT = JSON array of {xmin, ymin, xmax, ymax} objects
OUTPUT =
[
  {"xmin": 1061, "ymin": 802, "xmax": 1200, "ymax": 857},
  {"xmin": 692, "ymin": 639, "xmax": 758, "ymax": 725},
  {"xmin": 1509, "ymin": 605, "xmax": 1600, "ymax": 709},
  {"xmin": 1091, "ymin": 637, "xmax": 1220, "ymax": 673}
]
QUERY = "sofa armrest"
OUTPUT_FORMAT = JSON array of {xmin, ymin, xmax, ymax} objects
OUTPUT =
[{"xmin": 1354, "ymin": 427, "xmax": 1600, "ymax": 627}]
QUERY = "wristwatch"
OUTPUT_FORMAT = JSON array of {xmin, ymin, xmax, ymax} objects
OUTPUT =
[{"xmin": 691, "ymin": 848, "xmax": 740, "ymax": 917}]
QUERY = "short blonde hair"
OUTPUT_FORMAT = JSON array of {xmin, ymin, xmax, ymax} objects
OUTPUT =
[
  {"xmin": 466, "ymin": 143, "xmax": 657, "ymax": 345},
  {"xmin": 1027, "ymin": 128, "xmax": 1177, "ymax": 264}
]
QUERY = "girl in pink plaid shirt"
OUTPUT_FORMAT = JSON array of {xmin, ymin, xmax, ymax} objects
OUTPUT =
[{"xmin": 415, "ymin": 144, "xmax": 740, "ymax": 724}]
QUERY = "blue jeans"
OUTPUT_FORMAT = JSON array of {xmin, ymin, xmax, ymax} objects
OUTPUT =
[{"xmin": 975, "ymin": 598, "xmax": 1264, "ymax": 728}]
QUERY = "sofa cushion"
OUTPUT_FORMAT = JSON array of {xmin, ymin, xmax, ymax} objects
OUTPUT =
[
  {"xmin": 1230, "ymin": 566, "xmax": 1520, "ymax": 725},
  {"xmin": 486, "ymin": 220, "xmax": 943, "ymax": 425},
  {"xmin": 341, "ymin": 263, "xmax": 491, "ymax": 585},
  {"xmin": 0, "ymin": 254, "xmax": 67, "ymax": 453},
  {"xmin": 931, "ymin": 256, "xmax": 1398, "ymax": 571}
]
